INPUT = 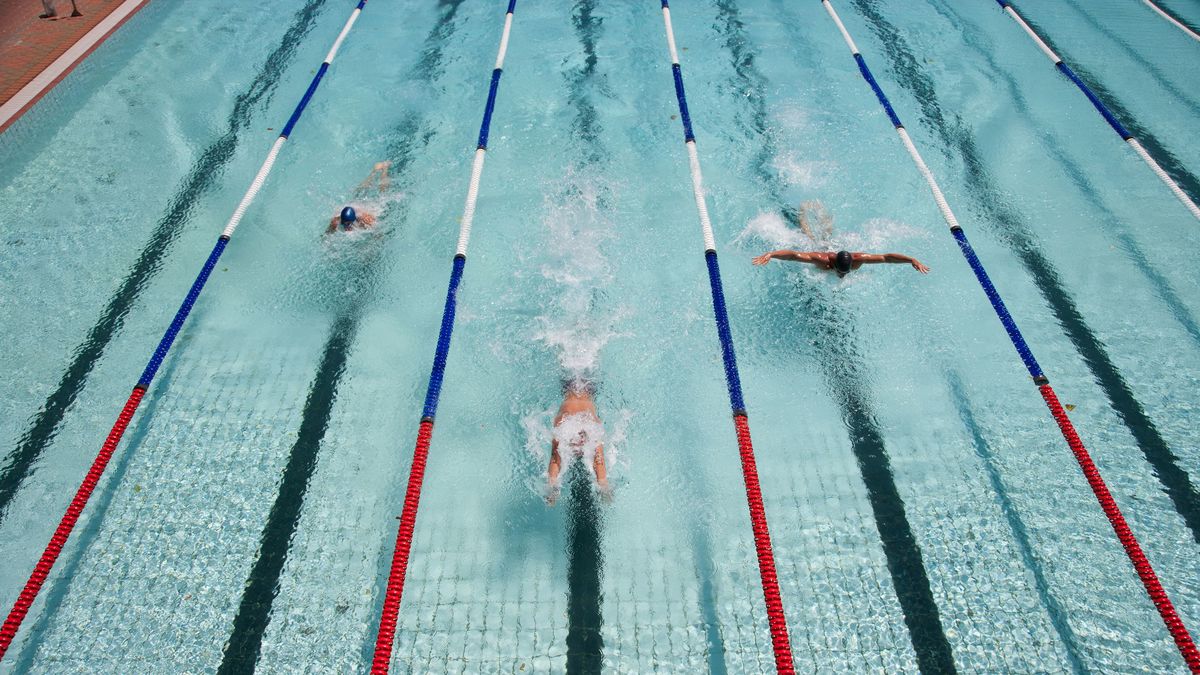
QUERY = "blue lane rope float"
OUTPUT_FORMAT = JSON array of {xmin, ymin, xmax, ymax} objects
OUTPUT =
[
  {"xmin": 991, "ymin": 0, "xmax": 1200, "ymax": 222},
  {"xmin": 1141, "ymin": 0, "xmax": 1200, "ymax": 43},
  {"xmin": 0, "ymin": 0, "xmax": 370, "ymax": 662},
  {"xmin": 820, "ymin": 2, "xmax": 1200, "ymax": 670},
  {"xmin": 656, "ymin": 2, "xmax": 795, "ymax": 672},
  {"xmin": 370, "ymin": 2, "xmax": 517, "ymax": 672}
]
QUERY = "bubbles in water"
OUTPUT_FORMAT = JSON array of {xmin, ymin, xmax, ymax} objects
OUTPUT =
[
  {"xmin": 771, "ymin": 153, "xmax": 834, "ymax": 191},
  {"xmin": 531, "ymin": 172, "xmax": 625, "ymax": 382}
]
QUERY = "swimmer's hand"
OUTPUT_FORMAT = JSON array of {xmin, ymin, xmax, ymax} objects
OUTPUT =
[
  {"xmin": 545, "ymin": 480, "xmax": 561, "ymax": 507},
  {"xmin": 752, "ymin": 252, "xmax": 775, "ymax": 266},
  {"xmin": 597, "ymin": 480, "xmax": 613, "ymax": 504},
  {"xmin": 911, "ymin": 259, "xmax": 930, "ymax": 274},
  {"xmin": 374, "ymin": 161, "xmax": 391, "ymax": 172}
]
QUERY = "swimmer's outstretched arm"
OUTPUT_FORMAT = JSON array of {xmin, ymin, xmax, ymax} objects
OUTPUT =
[
  {"xmin": 752, "ymin": 250, "xmax": 822, "ymax": 266},
  {"xmin": 856, "ymin": 253, "xmax": 930, "ymax": 273},
  {"xmin": 325, "ymin": 216, "xmax": 340, "ymax": 234}
]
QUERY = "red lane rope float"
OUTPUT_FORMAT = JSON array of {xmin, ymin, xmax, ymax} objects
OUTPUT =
[
  {"xmin": 0, "ymin": 1, "xmax": 369, "ymax": 662},
  {"xmin": 821, "ymin": 1, "xmax": 1199, "ymax": 670},
  {"xmin": 733, "ymin": 414, "xmax": 790, "ymax": 657},
  {"xmin": 372, "ymin": 419, "xmax": 433, "ymax": 668},
  {"xmin": 1039, "ymin": 385, "xmax": 1200, "ymax": 671},
  {"xmin": 370, "ymin": 2, "xmax": 518, "ymax": 671},
  {"xmin": 0, "ymin": 387, "xmax": 144, "ymax": 657},
  {"xmin": 657, "ymin": 1, "xmax": 795, "ymax": 671}
]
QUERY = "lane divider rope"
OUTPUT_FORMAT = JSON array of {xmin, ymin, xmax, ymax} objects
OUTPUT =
[
  {"xmin": 1141, "ymin": 0, "xmax": 1200, "ymax": 43},
  {"xmin": 657, "ymin": 2, "xmax": 795, "ymax": 672},
  {"xmin": 992, "ymin": 0, "xmax": 1200, "ymax": 221},
  {"xmin": 822, "ymin": 2, "xmax": 1200, "ymax": 671},
  {"xmin": 369, "ymin": 2, "xmax": 517, "ymax": 672},
  {"xmin": 0, "ymin": 0, "xmax": 369, "ymax": 662}
]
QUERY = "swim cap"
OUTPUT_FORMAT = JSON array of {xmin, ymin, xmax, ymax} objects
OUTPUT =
[
  {"xmin": 835, "ymin": 250, "xmax": 853, "ymax": 274},
  {"xmin": 339, "ymin": 206, "xmax": 357, "ymax": 225}
]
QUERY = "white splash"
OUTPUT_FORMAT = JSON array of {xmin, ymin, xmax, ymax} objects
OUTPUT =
[
  {"xmin": 737, "ymin": 208, "xmax": 925, "ymax": 252},
  {"xmin": 521, "ymin": 170, "xmax": 635, "ymax": 500},
  {"xmin": 531, "ymin": 174, "xmax": 624, "ymax": 382}
]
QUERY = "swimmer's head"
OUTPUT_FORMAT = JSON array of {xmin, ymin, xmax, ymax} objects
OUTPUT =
[
  {"xmin": 569, "ymin": 428, "xmax": 589, "ymax": 449},
  {"xmin": 834, "ymin": 250, "xmax": 853, "ymax": 277},
  {"xmin": 339, "ymin": 206, "xmax": 357, "ymax": 229}
]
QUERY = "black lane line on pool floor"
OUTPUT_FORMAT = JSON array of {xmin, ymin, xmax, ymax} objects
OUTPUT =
[
  {"xmin": 1057, "ymin": 0, "xmax": 1200, "ymax": 116},
  {"xmin": 6, "ymin": 324, "xmax": 198, "ymax": 671},
  {"xmin": 218, "ymin": 4, "xmax": 467, "ymax": 670},
  {"xmin": 563, "ymin": 2, "xmax": 607, "ymax": 670},
  {"xmin": 854, "ymin": 0, "xmax": 1200, "ymax": 546},
  {"xmin": 945, "ymin": 372, "xmax": 1089, "ymax": 674},
  {"xmin": 0, "ymin": 0, "xmax": 334, "ymax": 526},
  {"xmin": 918, "ymin": 2, "xmax": 1200, "ymax": 356},
  {"xmin": 565, "ymin": 466, "xmax": 604, "ymax": 673},
  {"xmin": 930, "ymin": 4, "xmax": 1200, "ymax": 360},
  {"xmin": 1006, "ymin": 8, "xmax": 1200, "ymax": 214},
  {"xmin": 217, "ymin": 314, "xmax": 357, "ymax": 674},
  {"xmin": 1148, "ymin": 1, "xmax": 1200, "ymax": 37},
  {"xmin": 710, "ymin": 2, "xmax": 958, "ymax": 671},
  {"xmin": 566, "ymin": 2, "xmax": 729, "ymax": 668}
]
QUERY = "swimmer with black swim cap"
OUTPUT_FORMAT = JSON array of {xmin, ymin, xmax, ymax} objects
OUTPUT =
[
  {"xmin": 753, "ymin": 248, "xmax": 930, "ymax": 276},
  {"xmin": 834, "ymin": 250, "xmax": 854, "ymax": 276}
]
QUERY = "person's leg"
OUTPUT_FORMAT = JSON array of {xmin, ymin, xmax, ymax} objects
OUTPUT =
[
  {"xmin": 40, "ymin": 0, "xmax": 57, "ymax": 19},
  {"xmin": 795, "ymin": 204, "xmax": 815, "ymax": 241},
  {"xmin": 813, "ymin": 201, "xmax": 833, "ymax": 239},
  {"xmin": 378, "ymin": 167, "xmax": 390, "ymax": 194}
]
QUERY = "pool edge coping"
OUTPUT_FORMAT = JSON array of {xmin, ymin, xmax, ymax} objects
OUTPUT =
[{"xmin": 0, "ymin": 0, "xmax": 150, "ymax": 136}]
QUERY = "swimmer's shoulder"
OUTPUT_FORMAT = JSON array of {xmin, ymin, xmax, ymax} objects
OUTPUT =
[{"xmin": 558, "ymin": 397, "xmax": 595, "ymax": 415}]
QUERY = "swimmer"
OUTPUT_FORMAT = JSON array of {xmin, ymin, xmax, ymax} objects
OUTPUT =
[
  {"xmin": 325, "ymin": 161, "xmax": 390, "ymax": 234},
  {"xmin": 752, "ymin": 249, "xmax": 930, "ymax": 277},
  {"xmin": 547, "ymin": 380, "xmax": 611, "ymax": 505}
]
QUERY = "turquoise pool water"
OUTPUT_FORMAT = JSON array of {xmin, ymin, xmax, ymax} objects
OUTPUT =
[{"xmin": 1, "ymin": 0, "xmax": 1199, "ymax": 671}]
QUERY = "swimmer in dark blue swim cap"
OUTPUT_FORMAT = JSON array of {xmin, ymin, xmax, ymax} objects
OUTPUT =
[
  {"xmin": 325, "ymin": 161, "xmax": 390, "ymax": 234},
  {"xmin": 753, "ymin": 248, "xmax": 929, "ymax": 277}
]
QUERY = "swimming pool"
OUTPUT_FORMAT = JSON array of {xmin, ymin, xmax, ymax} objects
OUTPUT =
[{"xmin": 1, "ymin": 0, "xmax": 1199, "ymax": 671}]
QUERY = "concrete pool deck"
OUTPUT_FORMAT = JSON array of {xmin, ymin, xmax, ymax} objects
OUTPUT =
[{"xmin": 0, "ymin": 0, "xmax": 148, "ymax": 134}]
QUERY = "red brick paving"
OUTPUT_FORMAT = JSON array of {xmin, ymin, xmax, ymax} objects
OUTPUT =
[{"xmin": 0, "ymin": 0, "xmax": 138, "ymax": 126}]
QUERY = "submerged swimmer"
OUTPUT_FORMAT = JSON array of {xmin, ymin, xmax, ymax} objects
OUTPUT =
[
  {"xmin": 325, "ymin": 161, "xmax": 390, "ymax": 234},
  {"xmin": 547, "ymin": 379, "xmax": 611, "ymax": 505},
  {"xmin": 753, "ymin": 249, "xmax": 930, "ymax": 277}
]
